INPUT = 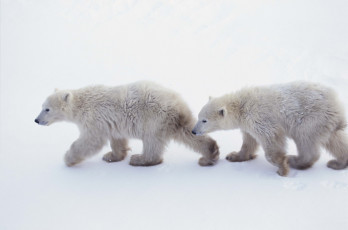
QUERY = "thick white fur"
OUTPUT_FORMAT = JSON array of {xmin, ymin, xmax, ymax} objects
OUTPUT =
[
  {"xmin": 35, "ymin": 81, "xmax": 219, "ymax": 167},
  {"xmin": 193, "ymin": 82, "xmax": 348, "ymax": 176}
]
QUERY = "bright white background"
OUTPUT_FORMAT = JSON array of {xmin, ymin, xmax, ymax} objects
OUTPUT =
[{"xmin": 1, "ymin": 0, "xmax": 348, "ymax": 229}]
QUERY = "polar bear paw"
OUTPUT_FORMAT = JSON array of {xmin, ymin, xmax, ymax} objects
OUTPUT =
[
  {"xmin": 198, "ymin": 157, "xmax": 217, "ymax": 166},
  {"xmin": 64, "ymin": 152, "xmax": 83, "ymax": 167},
  {"xmin": 327, "ymin": 159, "xmax": 348, "ymax": 170},
  {"xmin": 103, "ymin": 152, "xmax": 126, "ymax": 163},
  {"xmin": 129, "ymin": 154, "xmax": 163, "ymax": 166},
  {"xmin": 226, "ymin": 151, "xmax": 256, "ymax": 162}
]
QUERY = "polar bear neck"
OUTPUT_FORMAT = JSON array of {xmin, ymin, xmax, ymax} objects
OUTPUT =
[
  {"xmin": 217, "ymin": 93, "xmax": 243, "ymax": 129},
  {"xmin": 67, "ymin": 86, "xmax": 128, "ymax": 128}
]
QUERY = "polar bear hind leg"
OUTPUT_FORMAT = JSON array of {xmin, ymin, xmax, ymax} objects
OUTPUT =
[
  {"xmin": 129, "ymin": 135, "xmax": 166, "ymax": 166},
  {"xmin": 288, "ymin": 138, "xmax": 320, "ymax": 170},
  {"xmin": 174, "ymin": 126, "xmax": 219, "ymax": 166},
  {"xmin": 324, "ymin": 130, "xmax": 348, "ymax": 170}
]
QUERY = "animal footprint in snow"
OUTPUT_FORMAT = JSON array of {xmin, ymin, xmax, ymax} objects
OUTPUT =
[
  {"xmin": 282, "ymin": 181, "xmax": 306, "ymax": 191},
  {"xmin": 321, "ymin": 181, "xmax": 348, "ymax": 190},
  {"xmin": 157, "ymin": 164, "xmax": 172, "ymax": 173}
]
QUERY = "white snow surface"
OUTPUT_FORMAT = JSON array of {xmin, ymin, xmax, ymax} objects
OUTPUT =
[{"xmin": 1, "ymin": 0, "xmax": 348, "ymax": 229}]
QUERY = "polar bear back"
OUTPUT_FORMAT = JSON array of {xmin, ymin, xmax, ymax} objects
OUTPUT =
[
  {"xmin": 70, "ymin": 81, "xmax": 192, "ymax": 139},
  {"xmin": 275, "ymin": 82, "xmax": 345, "ymax": 129},
  {"xmin": 235, "ymin": 82, "xmax": 346, "ymax": 140}
]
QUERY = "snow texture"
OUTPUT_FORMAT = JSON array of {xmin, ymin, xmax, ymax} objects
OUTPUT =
[{"xmin": 1, "ymin": 0, "xmax": 348, "ymax": 229}]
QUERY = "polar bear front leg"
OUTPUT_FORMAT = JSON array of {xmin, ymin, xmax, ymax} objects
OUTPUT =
[
  {"xmin": 130, "ymin": 136, "xmax": 165, "ymax": 166},
  {"xmin": 226, "ymin": 132, "xmax": 259, "ymax": 162},
  {"xmin": 103, "ymin": 138, "xmax": 130, "ymax": 163},
  {"xmin": 262, "ymin": 136, "xmax": 289, "ymax": 176},
  {"xmin": 64, "ymin": 135, "xmax": 106, "ymax": 167}
]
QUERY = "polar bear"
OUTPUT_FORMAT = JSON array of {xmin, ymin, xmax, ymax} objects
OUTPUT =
[
  {"xmin": 192, "ymin": 82, "xmax": 348, "ymax": 176},
  {"xmin": 35, "ymin": 81, "xmax": 219, "ymax": 167}
]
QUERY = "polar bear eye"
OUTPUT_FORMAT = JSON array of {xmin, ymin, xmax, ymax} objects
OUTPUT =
[
  {"xmin": 202, "ymin": 120, "xmax": 207, "ymax": 123},
  {"xmin": 45, "ymin": 108, "xmax": 50, "ymax": 112}
]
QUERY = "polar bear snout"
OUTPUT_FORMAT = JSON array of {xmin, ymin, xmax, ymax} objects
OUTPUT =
[
  {"xmin": 34, "ymin": 118, "xmax": 47, "ymax": 125},
  {"xmin": 192, "ymin": 126, "xmax": 204, "ymax": 136},
  {"xmin": 192, "ymin": 125, "xmax": 199, "ymax": 135},
  {"xmin": 34, "ymin": 114, "xmax": 49, "ymax": 125},
  {"xmin": 192, "ymin": 130, "xmax": 202, "ymax": 135}
]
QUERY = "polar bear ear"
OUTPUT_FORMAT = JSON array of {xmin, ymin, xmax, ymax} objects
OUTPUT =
[
  {"xmin": 54, "ymin": 88, "xmax": 59, "ymax": 92},
  {"xmin": 209, "ymin": 96, "xmax": 213, "ymax": 101},
  {"xmin": 218, "ymin": 106, "xmax": 226, "ymax": 117},
  {"xmin": 62, "ymin": 92, "xmax": 72, "ymax": 103}
]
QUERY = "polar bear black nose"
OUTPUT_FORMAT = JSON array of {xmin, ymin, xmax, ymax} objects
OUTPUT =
[
  {"xmin": 35, "ymin": 119, "xmax": 39, "ymax": 124},
  {"xmin": 192, "ymin": 130, "xmax": 197, "ymax": 135}
]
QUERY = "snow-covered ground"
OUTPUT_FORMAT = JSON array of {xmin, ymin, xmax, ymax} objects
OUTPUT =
[{"xmin": 1, "ymin": 0, "xmax": 348, "ymax": 229}]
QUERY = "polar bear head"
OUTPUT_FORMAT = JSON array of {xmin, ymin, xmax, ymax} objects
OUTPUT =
[
  {"xmin": 35, "ymin": 90, "xmax": 73, "ymax": 126},
  {"xmin": 192, "ymin": 96, "xmax": 237, "ymax": 136}
]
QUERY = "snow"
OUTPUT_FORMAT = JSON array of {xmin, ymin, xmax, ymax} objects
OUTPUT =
[{"xmin": 1, "ymin": 0, "xmax": 348, "ymax": 229}]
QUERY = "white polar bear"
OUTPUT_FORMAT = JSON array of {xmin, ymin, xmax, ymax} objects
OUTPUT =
[
  {"xmin": 35, "ymin": 81, "xmax": 219, "ymax": 167},
  {"xmin": 192, "ymin": 82, "xmax": 348, "ymax": 176}
]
